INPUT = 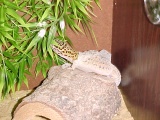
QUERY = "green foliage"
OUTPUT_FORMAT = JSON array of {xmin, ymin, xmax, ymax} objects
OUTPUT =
[{"xmin": 0, "ymin": 0, "xmax": 100, "ymax": 98}]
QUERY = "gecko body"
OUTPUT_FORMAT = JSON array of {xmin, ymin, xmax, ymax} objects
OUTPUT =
[{"xmin": 52, "ymin": 40, "xmax": 121, "ymax": 86}]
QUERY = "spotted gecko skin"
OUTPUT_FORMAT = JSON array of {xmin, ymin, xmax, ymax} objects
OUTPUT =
[
  {"xmin": 51, "ymin": 40, "xmax": 79, "ymax": 63},
  {"xmin": 51, "ymin": 40, "xmax": 121, "ymax": 86}
]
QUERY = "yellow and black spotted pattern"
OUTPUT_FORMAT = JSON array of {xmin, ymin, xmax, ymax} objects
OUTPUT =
[{"xmin": 52, "ymin": 40, "xmax": 79, "ymax": 62}]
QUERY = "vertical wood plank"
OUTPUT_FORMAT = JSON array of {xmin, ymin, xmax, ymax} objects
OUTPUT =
[{"xmin": 112, "ymin": 0, "xmax": 160, "ymax": 120}]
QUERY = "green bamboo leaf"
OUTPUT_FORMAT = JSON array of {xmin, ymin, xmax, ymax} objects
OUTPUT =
[
  {"xmin": 80, "ymin": 0, "xmax": 91, "ymax": 3},
  {"xmin": 26, "ymin": 53, "xmax": 33, "ymax": 68},
  {"xmin": 3, "ymin": 51, "xmax": 13, "ymax": 59},
  {"xmin": 54, "ymin": 54, "xmax": 61, "ymax": 65},
  {"xmin": 42, "ymin": 69, "xmax": 47, "ymax": 78},
  {"xmin": 40, "ymin": 7, "xmax": 51, "ymax": 22},
  {"xmin": 63, "ymin": 0, "xmax": 68, "ymax": 14},
  {"xmin": 19, "ymin": 59, "xmax": 26, "ymax": 81},
  {"xmin": 19, "ymin": 38, "xmax": 30, "ymax": 50},
  {"xmin": 17, "ymin": 81, "xmax": 21, "ymax": 91},
  {"xmin": 47, "ymin": 24, "xmax": 57, "ymax": 49},
  {"xmin": 48, "ymin": 46, "xmax": 54, "ymax": 58},
  {"xmin": 30, "ymin": 0, "xmax": 36, "ymax": 6},
  {"xmin": 7, "ymin": 71, "xmax": 15, "ymax": 93},
  {"xmin": 0, "ymin": 0, "xmax": 100, "ymax": 98},
  {"xmin": 17, "ymin": 59, "xmax": 26, "ymax": 90},
  {"xmin": 13, "ymin": 26, "xmax": 19, "ymax": 40},
  {"xmin": 46, "ymin": 55, "xmax": 53, "ymax": 67},
  {"xmin": 2, "ymin": 79, "xmax": 9, "ymax": 98},
  {"xmin": 28, "ymin": 13, "xmax": 39, "ymax": 22},
  {"xmin": 0, "ymin": 34, "xmax": 7, "ymax": 47},
  {"xmin": 14, "ymin": 55, "xmax": 23, "ymax": 60},
  {"xmin": 70, "ymin": 1, "xmax": 77, "ymax": 17},
  {"xmin": 38, "ymin": 51, "xmax": 44, "ymax": 64},
  {"xmin": 0, "ymin": 26, "xmax": 13, "ymax": 31},
  {"xmin": 35, "ymin": 61, "xmax": 41, "ymax": 76},
  {"xmin": 25, "ymin": 69, "xmax": 32, "ymax": 76},
  {"xmin": 41, "ymin": 63, "xmax": 48, "ymax": 78},
  {"xmin": 25, "ymin": 33, "xmax": 42, "ymax": 53},
  {"xmin": 37, "ymin": 38, "xmax": 43, "ymax": 50},
  {"xmin": 65, "ymin": 15, "xmax": 83, "ymax": 33},
  {"xmin": 23, "ymin": 77, "xmax": 28, "ymax": 88},
  {"xmin": 11, "ymin": 85, "xmax": 15, "ymax": 93},
  {"xmin": 37, "ymin": 36, "xmax": 44, "ymax": 52},
  {"xmin": 66, "ymin": 0, "xmax": 71, "ymax": 6},
  {"xmin": 74, "ymin": 1, "xmax": 89, "ymax": 16},
  {"xmin": 42, "ymin": 0, "xmax": 51, "ymax": 4},
  {"xmin": 54, "ymin": 0, "xmax": 60, "ymax": 18},
  {"xmin": 94, "ymin": 0, "xmax": 101, "ymax": 9},
  {"xmin": 5, "ymin": 38, "xmax": 25, "ymax": 55},
  {"xmin": 0, "ymin": 67, "xmax": 5, "ymax": 97},
  {"xmin": 19, "ymin": 22, "xmax": 38, "ymax": 28},
  {"xmin": 0, "ymin": 56, "xmax": 2, "ymax": 64},
  {"xmin": 5, "ymin": 59, "xmax": 17, "ymax": 75},
  {"xmin": 6, "ymin": 8, "xmax": 26, "ymax": 26},
  {"xmin": 1, "ymin": 31, "xmax": 14, "ymax": 40},
  {"xmin": 55, "ymin": 55, "xmax": 66, "ymax": 65},
  {"xmin": 3, "ymin": 1, "xmax": 21, "ymax": 10},
  {"xmin": 19, "ymin": 1, "xmax": 27, "ymax": 8},
  {"xmin": 0, "ymin": 6, "xmax": 6, "ymax": 23},
  {"xmin": 42, "ymin": 37, "xmax": 47, "ymax": 57},
  {"xmin": 64, "ymin": 36, "xmax": 73, "ymax": 46},
  {"xmin": 3, "ymin": 1, "xmax": 28, "ymax": 13}
]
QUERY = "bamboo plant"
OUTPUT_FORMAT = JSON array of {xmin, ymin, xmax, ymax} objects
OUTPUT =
[{"xmin": 0, "ymin": 0, "xmax": 100, "ymax": 98}]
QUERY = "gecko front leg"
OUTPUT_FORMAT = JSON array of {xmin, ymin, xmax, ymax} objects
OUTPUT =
[{"xmin": 62, "ymin": 63, "xmax": 72, "ymax": 69}]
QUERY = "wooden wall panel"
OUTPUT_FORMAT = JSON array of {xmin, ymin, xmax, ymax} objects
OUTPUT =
[
  {"xmin": 69, "ymin": 0, "xmax": 113, "ymax": 52},
  {"xmin": 112, "ymin": 0, "xmax": 160, "ymax": 120}
]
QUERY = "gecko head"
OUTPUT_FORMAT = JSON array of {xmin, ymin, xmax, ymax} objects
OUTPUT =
[{"xmin": 51, "ymin": 39, "xmax": 79, "ymax": 63}]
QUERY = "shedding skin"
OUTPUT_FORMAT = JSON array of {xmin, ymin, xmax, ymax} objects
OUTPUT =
[{"xmin": 51, "ymin": 40, "xmax": 121, "ymax": 86}]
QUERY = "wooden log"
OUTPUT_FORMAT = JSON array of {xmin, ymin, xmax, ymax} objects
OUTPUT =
[
  {"xmin": 13, "ymin": 66, "xmax": 121, "ymax": 120},
  {"xmin": 13, "ymin": 102, "xmax": 64, "ymax": 120}
]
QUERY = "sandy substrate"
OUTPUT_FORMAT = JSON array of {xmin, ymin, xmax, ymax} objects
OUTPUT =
[{"xmin": 0, "ymin": 90, "xmax": 31, "ymax": 120}]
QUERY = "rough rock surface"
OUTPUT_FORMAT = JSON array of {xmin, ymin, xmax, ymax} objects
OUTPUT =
[{"xmin": 13, "ymin": 66, "xmax": 121, "ymax": 120}]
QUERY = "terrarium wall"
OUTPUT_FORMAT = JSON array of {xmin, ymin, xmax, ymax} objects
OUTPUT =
[
  {"xmin": 112, "ymin": 0, "xmax": 160, "ymax": 119},
  {"xmin": 21, "ymin": 0, "xmax": 113, "ymax": 90}
]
